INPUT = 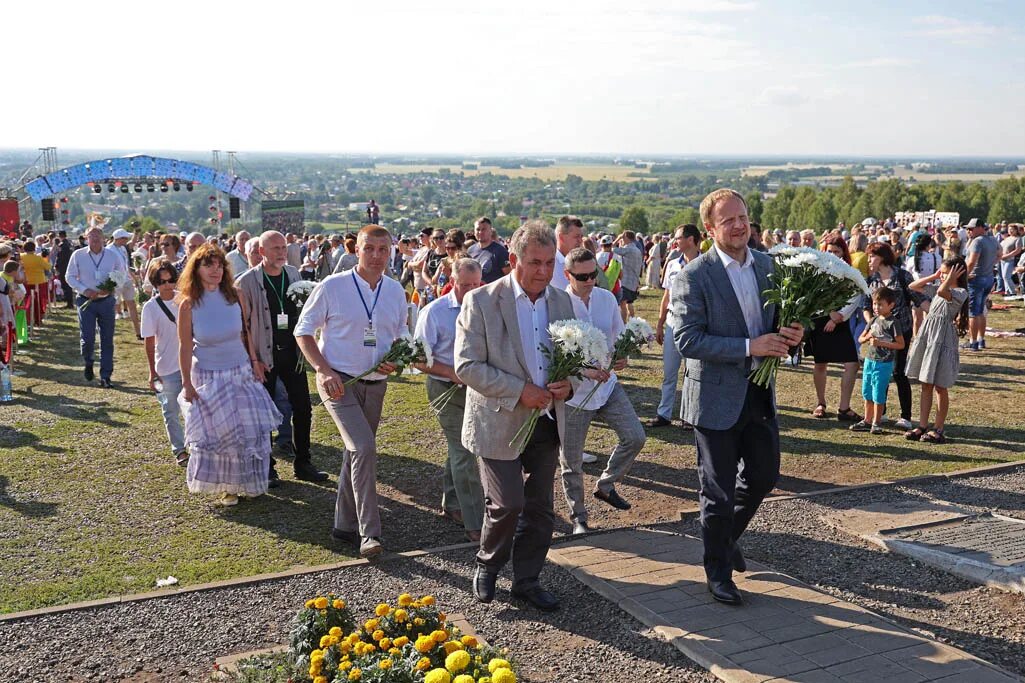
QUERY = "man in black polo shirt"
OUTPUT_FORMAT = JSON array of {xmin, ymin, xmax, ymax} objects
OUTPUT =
[{"xmin": 467, "ymin": 217, "xmax": 510, "ymax": 284}]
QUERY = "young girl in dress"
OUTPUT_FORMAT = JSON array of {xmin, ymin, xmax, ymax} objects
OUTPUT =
[{"xmin": 904, "ymin": 257, "xmax": 969, "ymax": 444}]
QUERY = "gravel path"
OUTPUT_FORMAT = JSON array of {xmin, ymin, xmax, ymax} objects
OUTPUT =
[
  {"xmin": 0, "ymin": 544, "xmax": 715, "ymax": 683},
  {"xmin": 675, "ymin": 464, "xmax": 1025, "ymax": 678}
]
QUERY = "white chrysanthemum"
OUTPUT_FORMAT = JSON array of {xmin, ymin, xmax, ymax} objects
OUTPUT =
[
  {"xmin": 107, "ymin": 270, "xmax": 128, "ymax": 287},
  {"xmin": 286, "ymin": 280, "xmax": 317, "ymax": 305},
  {"xmin": 625, "ymin": 317, "xmax": 655, "ymax": 343}
]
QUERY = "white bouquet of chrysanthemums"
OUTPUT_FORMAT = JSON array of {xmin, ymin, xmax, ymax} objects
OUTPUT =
[
  {"xmin": 510, "ymin": 320, "xmax": 607, "ymax": 454},
  {"xmin": 344, "ymin": 333, "xmax": 433, "ymax": 386},
  {"xmin": 750, "ymin": 245, "xmax": 870, "ymax": 387},
  {"xmin": 286, "ymin": 280, "xmax": 316, "ymax": 309},
  {"xmin": 80, "ymin": 270, "xmax": 127, "ymax": 310},
  {"xmin": 574, "ymin": 316, "xmax": 655, "ymax": 412}
]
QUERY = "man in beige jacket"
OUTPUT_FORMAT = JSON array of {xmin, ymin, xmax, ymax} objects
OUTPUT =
[{"xmin": 454, "ymin": 221, "xmax": 575, "ymax": 612}]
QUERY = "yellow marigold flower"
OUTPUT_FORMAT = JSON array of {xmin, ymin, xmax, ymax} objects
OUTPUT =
[
  {"xmin": 414, "ymin": 617, "xmax": 426, "ymax": 626},
  {"xmin": 389, "ymin": 647, "xmax": 401, "ymax": 656},
  {"xmin": 488, "ymin": 659, "xmax": 511, "ymax": 673},
  {"xmin": 445, "ymin": 649, "xmax": 471, "ymax": 673},
  {"xmin": 421, "ymin": 595, "xmax": 436, "ymax": 606},
  {"xmin": 348, "ymin": 668, "xmax": 362, "ymax": 681},
  {"xmin": 460, "ymin": 635, "xmax": 478, "ymax": 648},
  {"xmin": 340, "ymin": 661, "xmax": 353, "ymax": 671},
  {"xmin": 314, "ymin": 677, "xmax": 328, "ymax": 683},
  {"xmin": 364, "ymin": 619, "xmax": 380, "ymax": 632},
  {"xmin": 319, "ymin": 609, "xmax": 327, "ymax": 616},
  {"xmin": 375, "ymin": 603, "xmax": 391, "ymax": 617},
  {"xmin": 431, "ymin": 630, "xmax": 449, "ymax": 643},
  {"xmin": 348, "ymin": 633, "xmax": 362, "ymax": 645},
  {"xmin": 379, "ymin": 658, "xmax": 393, "ymax": 670},
  {"xmin": 412, "ymin": 600, "xmax": 422, "ymax": 609},
  {"xmin": 314, "ymin": 597, "xmax": 329, "ymax": 610},
  {"xmin": 406, "ymin": 624, "xmax": 413, "ymax": 631},
  {"xmin": 443, "ymin": 640, "xmax": 464, "ymax": 654},
  {"xmin": 397, "ymin": 593, "xmax": 414, "ymax": 607},
  {"xmin": 491, "ymin": 669, "xmax": 516, "ymax": 683},
  {"xmin": 424, "ymin": 669, "xmax": 451, "ymax": 683},
  {"xmin": 309, "ymin": 663, "xmax": 322, "ymax": 677},
  {"xmin": 333, "ymin": 599, "xmax": 346, "ymax": 609},
  {"xmin": 305, "ymin": 599, "xmax": 316, "ymax": 609},
  {"xmin": 393, "ymin": 636, "xmax": 410, "ymax": 648},
  {"xmin": 328, "ymin": 636, "xmax": 340, "ymax": 646},
  {"xmin": 479, "ymin": 679, "xmax": 491, "ymax": 683},
  {"xmin": 329, "ymin": 626, "xmax": 343, "ymax": 637},
  {"xmin": 393, "ymin": 608, "xmax": 408, "ymax": 622},
  {"xmin": 454, "ymin": 676, "xmax": 475, "ymax": 683},
  {"xmin": 339, "ymin": 642, "xmax": 352, "ymax": 654},
  {"xmin": 364, "ymin": 643, "xmax": 376, "ymax": 653},
  {"xmin": 311, "ymin": 649, "xmax": 324, "ymax": 659},
  {"xmin": 379, "ymin": 637, "xmax": 392, "ymax": 650},
  {"xmin": 415, "ymin": 635, "xmax": 435, "ymax": 653},
  {"xmin": 416, "ymin": 657, "xmax": 433, "ymax": 671},
  {"xmin": 372, "ymin": 629, "xmax": 385, "ymax": 642},
  {"xmin": 319, "ymin": 635, "xmax": 332, "ymax": 648}
]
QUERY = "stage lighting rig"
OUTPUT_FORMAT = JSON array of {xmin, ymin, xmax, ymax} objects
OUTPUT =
[
  {"xmin": 173, "ymin": 182, "xmax": 180, "ymax": 191},
  {"xmin": 186, "ymin": 182, "xmax": 194, "ymax": 192},
  {"xmin": 108, "ymin": 183, "xmax": 115, "ymax": 192},
  {"xmin": 134, "ymin": 183, "xmax": 142, "ymax": 192},
  {"xmin": 160, "ymin": 184, "xmax": 168, "ymax": 193}
]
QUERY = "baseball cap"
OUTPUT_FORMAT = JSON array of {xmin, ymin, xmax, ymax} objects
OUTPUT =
[
  {"xmin": 112, "ymin": 228, "xmax": 132, "ymax": 239},
  {"xmin": 600, "ymin": 235, "xmax": 613, "ymax": 245},
  {"xmin": 966, "ymin": 218, "xmax": 986, "ymax": 229}
]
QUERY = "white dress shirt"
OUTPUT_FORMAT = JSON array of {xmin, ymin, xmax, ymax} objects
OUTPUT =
[
  {"xmin": 414, "ymin": 291, "xmax": 461, "ymax": 382},
  {"xmin": 293, "ymin": 269, "xmax": 407, "ymax": 380},
  {"xmin": 510, "ymin": 274, "xmax": 551, "ymax": 388},
  {"xmin": 550, "ymin": 250, "xmax": 569, "ymax": 290},
  {"xmin": 565, "ymin": 286, "xmax": 623, "ymax": 411},
  {"xmin": 661, "ymin": 254, "xmax": 689, "ymax": 329},
  {"xmin": 226, "ymin": 249, "xmax": 249, "ymax": 278},
  {"xmin": 65, "ymin": 245, "xmax": 127, "ymax": 295},
  {"xmin": 713, "ymin": 244, "xmax": 764, "ymax": 356}
]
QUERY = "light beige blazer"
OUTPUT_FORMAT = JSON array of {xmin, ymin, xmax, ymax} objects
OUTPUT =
[{"xmin": 454, "ymin": 274, "xmax": 576, "ymax": 461}]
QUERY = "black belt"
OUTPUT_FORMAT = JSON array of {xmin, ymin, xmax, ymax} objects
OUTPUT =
[{"xmin": 337, "ymin": 370, "xmax": 382, "ymax": 386}]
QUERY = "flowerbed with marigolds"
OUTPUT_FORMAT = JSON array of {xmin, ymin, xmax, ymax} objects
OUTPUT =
[{"xmin": 226, "ymin": 593, "xmax": 519, "ymax": 683}]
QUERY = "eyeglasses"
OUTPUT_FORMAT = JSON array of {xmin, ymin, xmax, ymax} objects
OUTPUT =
[
  {"xmin": 445, "ymin": 244, "xmax": 458, "ymax": 250},
  {"xmin": 432, "ymin": 235, "xmax": 445, "ymax": 241},
  {"xmin": 570, "ymin": 270, "xmax": 599, "ymax": 282},
  {"xmin": 158, "ymin": 277, "xmax": 176, "ymax": 285}
]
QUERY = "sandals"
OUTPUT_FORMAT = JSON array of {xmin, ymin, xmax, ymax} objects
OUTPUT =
[
  {"xmin": 812, "ymin": 404, "xmax": 828, "ymax": 418},
  {"xmin": 837, "ymin": 408, "xmax": 861, "ymax": 422},
  {"xmin": 904, "ymin": 427, "xmax": 926, "ymax": 441},
  {"xmin": 920, "ymin": 429, "xmax": 946, "ymax": 444}
]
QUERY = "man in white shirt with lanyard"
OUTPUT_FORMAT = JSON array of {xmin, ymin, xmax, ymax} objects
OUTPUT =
[
  {"xmin": 295, "ymin": 225, "xmax": 407, "ymax": 559},
  {"xmin": 560, "ymin": 248, "xmax": 646, "ymax": 535},
  {"xmin": 414, "ymin": 258, "xmax": 486, "ymax": 542},
  {"xmin": 649, "ymin": 224, "xmax": 702, "ymax": 429},
  {"xmin": 65, "ymin": 227, "xmax": 127, "ymax": 387},
  {"xmin": 550, "ymin": 215, "xmax": 584, "ymax": 291}
]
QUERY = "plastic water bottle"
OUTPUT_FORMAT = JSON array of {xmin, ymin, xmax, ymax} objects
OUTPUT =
[{"xmin": 0, "ymin": 365, "xmax": 12, "ymax": 402}]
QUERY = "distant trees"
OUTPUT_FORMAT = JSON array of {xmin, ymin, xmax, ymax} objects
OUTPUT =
[{"xmin": 619, "ymin": 206, "xmax": 650, "ymax": 234}]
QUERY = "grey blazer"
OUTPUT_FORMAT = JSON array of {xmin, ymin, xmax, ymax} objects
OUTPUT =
[
  {"xmin": 671, "ymin": 248, "xmax": 776, "ymax": 430},
  {"xmin": 454, "ymin": 274, "xmax": 576, "ymax": 461},
  {"xmin": 235, "ymin": 263, "xmax": 301, "ymax": 369}
]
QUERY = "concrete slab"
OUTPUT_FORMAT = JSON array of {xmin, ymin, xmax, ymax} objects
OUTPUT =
[{"xmin": 550, "ymin": 529, "xmax": 1019, "ymax": 683}]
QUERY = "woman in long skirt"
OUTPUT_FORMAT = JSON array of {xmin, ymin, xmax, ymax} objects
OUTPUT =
[{"xmin": 176, "ymin": 243, "xmax": 280, "ymax": 506}]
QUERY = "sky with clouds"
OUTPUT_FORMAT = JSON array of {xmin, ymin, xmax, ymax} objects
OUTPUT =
[{"xmin": 3, "ymin": 0, "xmax": 1022, "ymax": 157}]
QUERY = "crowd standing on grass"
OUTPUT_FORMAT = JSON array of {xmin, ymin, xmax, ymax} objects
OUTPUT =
[{"xmin": 2, "ymin": 190, "xmax": 1024, "ymax": 609}]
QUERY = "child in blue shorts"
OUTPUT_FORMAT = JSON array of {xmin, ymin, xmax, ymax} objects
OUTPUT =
[{"xmin": 851, "ymin": 286, "xmax": 906, "ymax": 434}]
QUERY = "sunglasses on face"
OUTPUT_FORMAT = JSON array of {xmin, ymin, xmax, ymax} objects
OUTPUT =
[
  {"xmin": 158, "ymin": 277, "xmax": 176, "ymax": 285},
  {"xmin": 570, "ymin": 270, "xmax": 599, "ymax": 282}
]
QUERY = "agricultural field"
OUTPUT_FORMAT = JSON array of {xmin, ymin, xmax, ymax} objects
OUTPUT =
[{"xmin": 351, "ymin": 163, "xmax": 650, "ymax": 182}]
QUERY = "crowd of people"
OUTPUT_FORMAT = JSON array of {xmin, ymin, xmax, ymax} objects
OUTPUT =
[{"xmin": 0, "ymin": 190, "xmax": 1019, "ymax": 609}]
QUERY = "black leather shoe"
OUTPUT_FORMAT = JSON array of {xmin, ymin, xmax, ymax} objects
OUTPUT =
[
  {"xmin": 645, "ymin": 415, "xmax": 671, "ymax": 428},
  {"xmin": 572, "ymin": 521, "xmax": 591, "ymax": 535},
  {"xmin": 732, "ymin": 544, "xmax": 747, "ymax": 573},
  {"xmin": 294, "ymin": 461, "xmax": 329, "ymax": 482},
  {"xmin": 99, "ymin": 378, "xmax": 112, "ymax": 388},
  {"xmin": 511, "ymin": 584, "xmax": 560, "ymax": 612},
  {"xmin": 84, "ymin": 365, "xmax": 94, "ymax": 381},
  {"xmin": 268, "ymin": 467, "xmax": 281, "ymax": 488},
  {"xmin": 707, "ymin": 579, "xmax": 743, "ymax": 605},
  {"xmin": 593, "ymin": 487, "xmax": 631, "ymax": 511},
  {"xmin": 473, "ymin": 566, "xmax": 498, "ymax": 603},
  {"xmin": 331, "ymin": 528, "xmax": 358, "ymax": 544}
]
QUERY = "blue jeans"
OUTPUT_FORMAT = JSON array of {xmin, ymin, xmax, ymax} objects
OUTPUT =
[
  {"xmin": 657, "ymin": 322, "xmax": 685, "ymax": 421},
  {"xmin": 273, "ymin": 377, "xmax": 293, "ymax": 446},
  {"xmin": 76, "ymin": 294, "xmax": 116, "ymax": 380},
  {"xmin": 968, "ymin": 276, "xmax": 994, "ymax": 317},
  {"xmin": 155, "ymin": 370, "xmax": 186, "ymax": 454}
]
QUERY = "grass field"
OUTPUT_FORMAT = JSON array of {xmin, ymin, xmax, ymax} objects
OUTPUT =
[
  {"xmin": 351, "ymin": 163, "xmax": 649, "ymax": 182},
  {"xmin": 2, "ymin": 290, "xmax": 1023, "ymax": 614},
  {"xmin": 743, "ymin": 163, "xmax": 1025, "ymax": 183}
]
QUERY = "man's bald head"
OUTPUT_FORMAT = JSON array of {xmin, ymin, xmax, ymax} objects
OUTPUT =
[
  {"xmin": 259, "ymin": 230, "xmax": 286, "ymax": 249},
  {"xmin": 185, "ymin": 231, "xmax": 205, "ymax": 253}
]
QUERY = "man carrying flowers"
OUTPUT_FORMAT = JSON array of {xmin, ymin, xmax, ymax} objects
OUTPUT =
[
  {"xmin": 65, "ymin": 226, "xmax": 128, "ymax": 387},
  {"xmin": 295, "ymin": 225, "xmax": 407, "ymax": 559},
  {"xmin": 454, "ymin": 221, "xmax": 576, "ymax": 612},
  {"xmin": 413, "ymin": 257, "xmax": 486, "ymax": 542},
  {"xmin": 559, "ymin": 247, "xmax": 646, "ymax": 535},
  {"xmin": 236, "ymin": 230, "xmax": 328, "ymax": 485},
  {"xmin": 672, "ymin": 189, "xmax": 804, "ymax": 606}
]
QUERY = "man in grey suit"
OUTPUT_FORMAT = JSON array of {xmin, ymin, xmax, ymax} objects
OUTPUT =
[
  {"xmin": 455, "ymin": 220, "xmax": 575, "ymax": 612},
  {"xmin": 672, "ymin": 189, "xmax": 803, "ymax": 605}
]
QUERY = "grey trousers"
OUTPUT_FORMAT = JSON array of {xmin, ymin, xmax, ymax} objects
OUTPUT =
[
  {"xmin": 427, "ymin": 377, "xmax": 484, "ymax": 532},
  {"xmin": 560, "ymin": 383, "xmax": 646, "ymax": 523},
  {"xmin": 323, "ymin": 376, "xmax": 387, "ymax": 538},
  {"xmin": 476, "ymin": 413, "xmax": 559, "ymax": 589}
]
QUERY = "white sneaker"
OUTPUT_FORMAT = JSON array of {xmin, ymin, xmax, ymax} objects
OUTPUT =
[
  {"xmin": 894, "ymin": 418, "xmax": 914, "ymax": 430},
  {"xmin": 582, "ymin": 452, "xmax": 598, "ymax": 464}
]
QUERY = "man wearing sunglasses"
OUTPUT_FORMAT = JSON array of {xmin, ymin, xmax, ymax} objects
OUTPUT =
[
  {"xmin": 140, "ymin": 258, "xmax": 189, "ymax": 466},
  {"xmin": 559, "ymin": 248, "xmax": 646, "ymax": 535}
]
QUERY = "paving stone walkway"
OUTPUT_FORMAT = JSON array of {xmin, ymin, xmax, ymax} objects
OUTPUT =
[{"xmin": 549, "ymin": 528, "xmax": 1020, "ymax": 683}]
